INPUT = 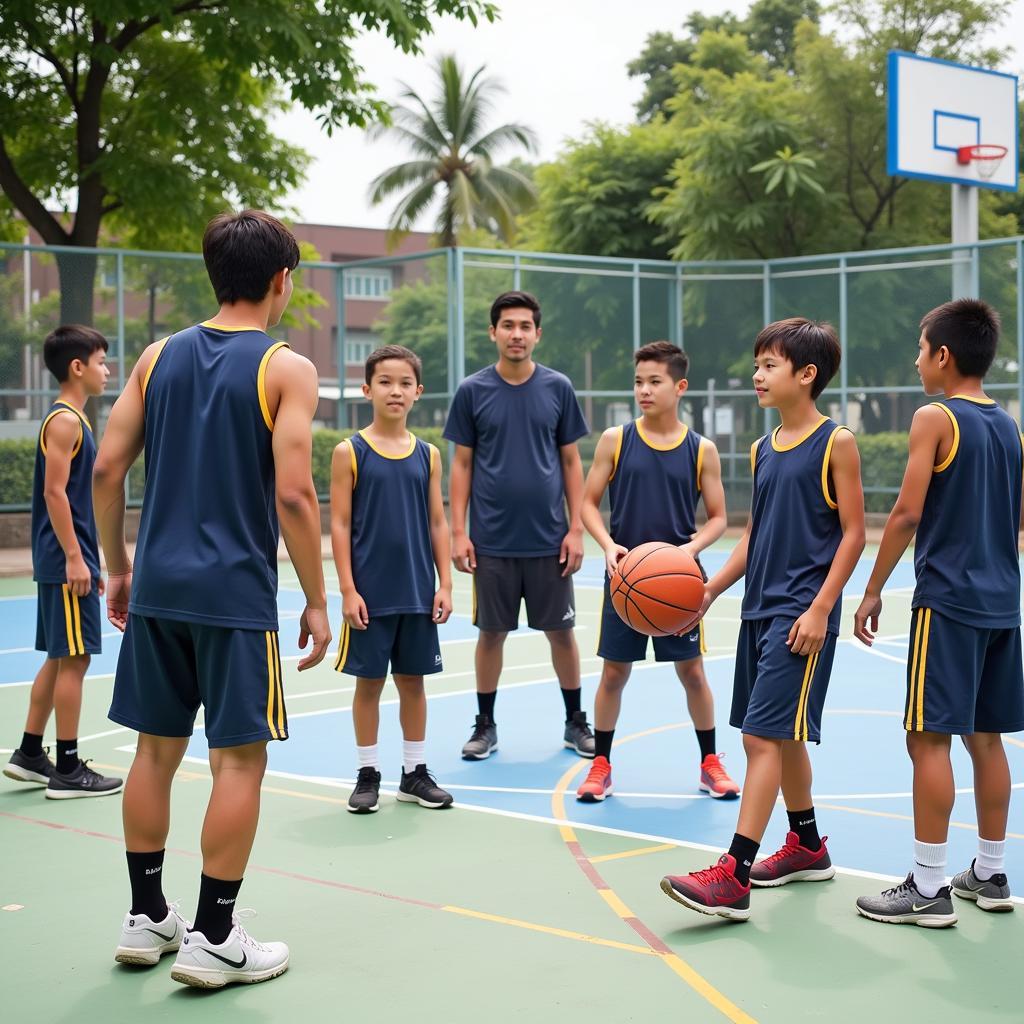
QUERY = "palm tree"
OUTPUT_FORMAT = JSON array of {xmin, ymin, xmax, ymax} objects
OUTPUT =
[{"xmin": 368, "ymin": 55, "xmax": 538, "ymax": 246}]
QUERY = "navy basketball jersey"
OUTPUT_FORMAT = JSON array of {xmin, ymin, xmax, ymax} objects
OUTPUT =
[
  {"xmin": 349, "ymin": 431, "xmax": 437, "ymax": 616},
  {"xmin": 608, "ymin": 420, "xmax": 705, "ymax": 550},
  {"xmin": 31, "ymin": 401, "xmax": 100, "ymax": 583},
  {"xmin": 130, "ymin": 323, "xmax": 287, "ymax": 630},
  {"xmin": 913, "ymin": 396, "xmax": 1022, "ymax": 629},
  {"xmin": 743, "ymin": 417, "xmax": 849, "ymax": 633}
]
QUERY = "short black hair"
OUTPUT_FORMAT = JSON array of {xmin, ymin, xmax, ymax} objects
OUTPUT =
[
  {"xmin": 202, "ymin": 210, "xmax": 300, "ymax": 305},
  {"xmin": 753, "ymin": 317, "xmax": 841, "ymax": 400},
  {"xmin": 43, "ymin": 324, "xmax": 108, "ymax": 383},
  {"xmin": 365, "ymin": 345, "xmax": 422, "ymax": 386},
  {"xmin": 920, "ymin": 298, "xmax": 1001, "ymax": 378},
  {"xmin": 634, "ymin": 341, "xmax": 689, "ymax": 382},
  {"xmin": 490, "ymin": 290, "xmax": 541, "ymax": 329}
]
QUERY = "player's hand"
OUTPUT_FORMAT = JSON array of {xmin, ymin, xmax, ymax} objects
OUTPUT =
[
  {"xmin": 342, "ymin": 590, "xmax": 369, "ymax": 630},
  {"xmin": 433, "ymin": 586, "xmax": 453, "ymax": 624},
  {"xmin": 676, "ymin": 584, "xmax": 715, "ymax": 635},
  {"xmin": 105, "ymin": 572, "xmax": 132, "ymax": 632},
  {"xmin": 787, "ymin": 607, "xmax": 827, "ymax": 657},
  {"xmin": 98, "ymin": 576, "xmax": 106, "ymax": 596},
  {"xmin": 452, "ymin": 532, "xmax": 476, "ymax": 574},
  {"xmin": 853, "ymin": 592, "xmax": 882, "ymax": 646},
  {"xmin": 65, "ymin": 552, "xmax": 91, "ymax": 596},
  {"xmin": 560, "ymin": 527, "xmax": 584, "ymax": 577},
  {"xmin": 297, "ymin": 605, "xmax": 331, "ymax": 671},
  {"xmin": 604, "ymin": 543, "xmax": 628, "ymax": 579}
]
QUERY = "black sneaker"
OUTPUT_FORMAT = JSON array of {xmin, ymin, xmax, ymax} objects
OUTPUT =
[
  {"xmin": 397, "ymin": 764, "xmax": 454, "ymax": 809},
  {"xmin": 347, "ymin": 767, "xmax": 381, "ymax": 814},
  {"xmin": 4, "ymin": 747, "xmax": 55, "ymax": 785},
  {"xmin": 461, "ymin": 714, "xmax": 498, "ymax": 760},
  {"xmin": 45, "ymin": 759, "xmax": 123, "ymax": 800},
  {"xmin": 563, "ymin": 710, "xmax": 595, "ymax": 758}
]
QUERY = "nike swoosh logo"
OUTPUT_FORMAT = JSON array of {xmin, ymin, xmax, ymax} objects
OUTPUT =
[
  {"xmin": 203, "ymin": 948, "xmax": 247, "ymax": 969},
  {"xmin": 144, "ymin": 927, "xmax": 177, "ymax": 942},
  {"xmin": 911, "ymin": 901, "xmax": 942, "ymax": 912}
]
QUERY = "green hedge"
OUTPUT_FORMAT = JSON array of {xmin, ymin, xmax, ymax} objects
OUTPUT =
[
  {"xmin": 857, "ymin": 432, "xmax": 910, "ymax": 513},
  {"xmin": 0, "ymin": 439, "xmax": 34, "ymax": 509}
]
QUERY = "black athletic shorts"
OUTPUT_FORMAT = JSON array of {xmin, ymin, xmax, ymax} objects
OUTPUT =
[{"xmin": 472, "ymin": 554, "xmax": 576, "ymax": 633}]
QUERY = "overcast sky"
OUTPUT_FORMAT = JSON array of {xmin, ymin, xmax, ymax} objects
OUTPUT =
[{"xmin": 270, "ymin": 0, "xmax": 1024, "ymax": 232}]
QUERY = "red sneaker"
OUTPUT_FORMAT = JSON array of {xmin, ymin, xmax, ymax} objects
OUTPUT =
[
  {"xmin": 698, "ymin": 753, "xmax": 740, "ymax": 799},
  {"xmin": 660, "ymin": 854, "xmax": 751, "ymax": 921},
  {"xmin": 749, "ymin": 831, "xmax": 835, "ymax": 888},
  {"xmin": 576, "ymin": 756, "xmax": 613, "ymax": 802}
]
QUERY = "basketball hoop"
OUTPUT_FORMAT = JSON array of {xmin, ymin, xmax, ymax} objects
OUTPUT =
[{"xmin": 957, "ymin": 144, "xmax": 1009, "ymax": 180}]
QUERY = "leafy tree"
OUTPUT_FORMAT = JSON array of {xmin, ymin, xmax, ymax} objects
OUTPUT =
[
  {"xmin": 368, "ymin": 53, "xmax": 537, "ymax": 246},
  {"xmin": 0, "ymin": 1, "xmax": 496, "ymax": 322}
]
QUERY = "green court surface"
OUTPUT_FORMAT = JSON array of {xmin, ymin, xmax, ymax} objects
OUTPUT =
[{"xmin": 2, "ymin": 545, "xmax": 1022, "ymax": 1023}]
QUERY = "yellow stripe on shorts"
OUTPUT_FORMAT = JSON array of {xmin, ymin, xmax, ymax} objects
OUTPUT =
[
  {"xmin": 272, "ymin": 632, "xmax": 285, "ymax": 737},
  {"xmin": 915, "ymin": 609, "xmax": 932, "ymax": 732},
  {"xmin": 265, "ymin": 631, "xmax": 279, "ymax": 739},
  {"xmin": 61, "ymin": 585, "xmax": 76, "ymax": 656},
  {"xmin": 793, "ymin": 652, "xmax": 819, "ymax": 741},
  {"xmin": 334, "ymin": 623, "xmax": 350, "ymax": 672},
  {"xmin": 72, "ymin": 593, "xmax": 84, "ymax": 655}
]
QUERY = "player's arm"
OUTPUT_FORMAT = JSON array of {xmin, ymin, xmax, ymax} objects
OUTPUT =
[
  {"xmin": 704, "ymin": 515, "xmax": 751, "ymax": 614},
  {"xmin": 449, "ymin": 443, "xmax": 476, "ymax": 573},
  {"xmin": 94, "ymin": 346, "xmax": 153, "ymax": 627},
  {"xmin": 558, "ymin": 441, "xmax": 585, "ymax": 577},
  {"xmin": 428, "ymin": 446, "xmax": 453, "ymax": 624},
  {"xmin": 42, "ymin": 413, "xmax": 90, "ymax": 597},
  {"xmin": 268, "ymin": 349, "xmax": 330, "ymax": 669},
  {"xmin": 685, "ymin": 440, "xmax": 727, "ymax": 556},
  {"xmin": 582, "ymin": 427, "xmax": 626, "ymax": 578},
  {"xmin": 789, "ymin": 430, "xmax": 865, "ymax": 656},
  {"xmin": 854, "ymin": 406, "xmax": 949, "ymax": 646},
  {"xmin": 329, "ymin": 439, "xmax": 368, "ymax": 630}
]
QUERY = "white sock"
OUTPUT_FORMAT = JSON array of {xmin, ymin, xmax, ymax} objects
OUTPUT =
[
  {"xmin": 403, "ymin": 740, "xmax": 426, "ymax": 774},
  {"xmin": 975, "ymin": 837, "xmax": 1006, "ymax": 880},
  {"xmin": 913, "ymin": 839, "xmax": 947, "ymax": 897},
  {"xmin": 356, "ymin": 744, "xmax": 379, "ymax": 770}
]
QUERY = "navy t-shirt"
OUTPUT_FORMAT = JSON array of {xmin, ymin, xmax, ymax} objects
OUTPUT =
[{"xmin": 443, "ymin": 363, "xmax": 589, "ymax": 557}]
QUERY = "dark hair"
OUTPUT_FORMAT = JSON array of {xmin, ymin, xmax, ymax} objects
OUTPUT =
[
  {"xmin": 753, "ymin": 317, "xmax": 841, "ymax": 400},
  {"xmin": 634, "ymin": 341, "xmax": 689, "ymax": 382},
  {"xmin": 202, "ymin": 210, "xmax": 300, "ymax": 305},
  {"xmin": 43, "ymin": 324, "xmax": 108, "ymax": 383},
  {"xmin": 920, "ymin": 298, "xmax": 1000, "ymax": 378},
  {"xmin": 365, "ymin": 345, "xmax": 422, "ymax": 385},
  {"xmin": 490, "ymin": 290, "xmax": 541, "ymax": 329}
]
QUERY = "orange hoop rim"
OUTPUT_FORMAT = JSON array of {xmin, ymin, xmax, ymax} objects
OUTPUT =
[{"xmin": 957, "ymin": 144, "xmax": 1009, "ymax": 165}]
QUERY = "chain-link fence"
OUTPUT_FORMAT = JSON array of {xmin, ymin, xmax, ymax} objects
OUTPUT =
[{"xmin": 2, "ymin": 237, "xmax": 1022, "ymax": 514}]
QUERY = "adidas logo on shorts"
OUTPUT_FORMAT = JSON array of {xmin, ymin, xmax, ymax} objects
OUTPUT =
[{"xmin": 562, "ymin": 606, "xmax": 575, "ymax": 621}]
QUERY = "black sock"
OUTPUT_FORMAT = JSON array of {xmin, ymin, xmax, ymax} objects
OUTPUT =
[
  {"xmin": 561, "ymin": 687, "xmax": 581, "ymax": 722},
  {"xmin": 477, "ymin": 691, "xmax": 496, "ymax": 721},
  {"xmin": 56, "ymin": 738, "xmax": 78, "ymax": 774},
  {"xmin": 727, "ymin": 833, "xmax": 760, "ymax": 886},
  {"xmin": 594, "ymin": 729, "xmax": 614, "ymax": 761},
  {"xmin": 126, "ymin": 850, "xmax": 168, "ymax": 921},
  {"xmin": 695, "ymin": 728, "xmax": 716, "ymax": 761},
  {"xmin": 191, "ymin": 874, "xmax": 243, "ymax": 945},
  {"xmin": 787, "ymin": 808, "xmax": 821, "ymax": 851},
  {"xmin": 20, "ymin": 731, "xmax": 43, "ymax": 758}
]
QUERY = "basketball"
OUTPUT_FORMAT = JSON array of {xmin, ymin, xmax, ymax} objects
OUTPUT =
[{"xmin": 610, "ymin": 542, "xmax": 705, "ymax": 637}]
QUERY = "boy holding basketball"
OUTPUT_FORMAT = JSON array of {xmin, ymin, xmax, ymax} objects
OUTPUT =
[
  {"xmin": 332, "ymin": 345, "xmax": 454, "ymax": 814},
  {"xmin": 853, "ymin": 299, "xmax": 1022, "ymax": 926},
  {"xmin": 660, "ymin": 318, "xmax": 865, "ymax": 921},
  {"xmin": 577, "ymin": 341, "xmax": 738, "ymax": 802}
]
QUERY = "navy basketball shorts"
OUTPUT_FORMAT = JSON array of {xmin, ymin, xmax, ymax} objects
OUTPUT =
[
  {"xmin": 597, "ymin": 574, "xmax": 706, "ymax": 663},
  {"xmin": 472, "ymin": 554, "xmax": 576, "ymax": 632},
  {"xmin": 730, "ymin": 617, "xmax": 837, "ymax": 743},
  {"xmin": 334, "ymin": 613, "xmax": 442, "ymax": 679},
  {"xmin": 904, "ymin": 607, "xmax": 1024, "ymax": 734},
  {"xmin": 35, "ymin": 582, "xmax": 102, "ymax": 658},
  {"xmin": 108, "ymin": 614, "xmax": 288, "ymax": 747}
]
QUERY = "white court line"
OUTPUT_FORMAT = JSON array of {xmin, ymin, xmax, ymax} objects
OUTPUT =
[{"xmin": 847, "ymin": 642, "xmax": 907, "ymax": 665}]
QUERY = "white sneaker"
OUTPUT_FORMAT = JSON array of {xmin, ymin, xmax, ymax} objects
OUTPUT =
[
  {"xmin": 114, "ymin": 902, "xmax": 190, "ymax": 965},
  {"xmin": 170, "ymin": 910, "xmax": 289, "ymax": 988}
]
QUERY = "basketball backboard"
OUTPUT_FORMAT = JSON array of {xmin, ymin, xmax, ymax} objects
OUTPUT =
[{"xmin": 887, "ymin": 50, "xmax": 1019, "ymax": 192}]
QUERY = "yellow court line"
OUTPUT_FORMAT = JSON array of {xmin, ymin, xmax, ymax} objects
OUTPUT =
[
  {"xmin": 816, "ymin": 802, "xmax": 1024, "ymax": 841},
  {"xmin": 590, "ymin": 843, "xmax": 678, "ymax": 864},
  {"xmin": 598, "ymin": 888, "xmax": 634, "ymax": 918}
]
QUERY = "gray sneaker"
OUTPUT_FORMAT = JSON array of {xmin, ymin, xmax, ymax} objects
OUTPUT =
[
  {"xmin": 855, "ymin": 873, "xmax": 957, "ymax": 928},
  {"xmin": 951, "ymin": 860, "xmax": 1014, "ymax": 912},
  {"xmin": 45, "ymin": 759, "xmax": 123, "ymax": 799},
  {"xmin": 347, "ymin": 767, "xmax": 381, "ymax": 814},
  {"xmin": 4, "ymin": 747, "xmax": 55, "ymax": 785},
  {"xmin": 462, "ymin": 715, "xmax": 498, "ymax": 760},
  {"xmin": 563, "ymin": 710, "xmax": 595, "ymax": 758}
]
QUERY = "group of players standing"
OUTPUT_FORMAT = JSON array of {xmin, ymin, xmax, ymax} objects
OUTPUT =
[{"xmin": 4, "ymin": 209, "xmax": 1020, "ymax": 990}]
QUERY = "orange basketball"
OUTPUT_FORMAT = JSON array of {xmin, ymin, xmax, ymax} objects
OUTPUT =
[{"xmin": 610, "ymin": 542, "xmax": 705, "ymax": 637}]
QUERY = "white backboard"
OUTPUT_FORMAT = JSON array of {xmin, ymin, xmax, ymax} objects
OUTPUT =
[{"xmin": 887, "ymin": 50, "xmax": 1019, "ymax": 192}]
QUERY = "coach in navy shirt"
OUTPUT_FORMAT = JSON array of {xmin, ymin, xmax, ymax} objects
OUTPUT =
[{"xmin": 444, "ymin": 291, "xmax": 596, "ymax": 760}]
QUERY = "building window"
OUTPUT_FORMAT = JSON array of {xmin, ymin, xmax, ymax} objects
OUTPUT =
[
  {"xmin": 344, "ymin": 269, "xmax": 392, "ymax": 299},
  {"xmin": 346, "ymin": 339, "xmax": 374, "ymax": 364}
]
